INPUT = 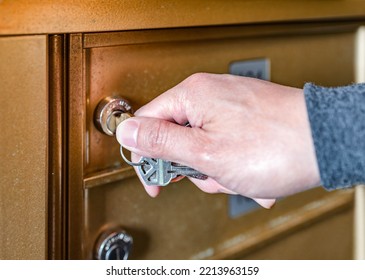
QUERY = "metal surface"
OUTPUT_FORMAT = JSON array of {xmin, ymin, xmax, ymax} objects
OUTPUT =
[
  {"xmin": 2, "ymin": 1, "xmax": 365, "ymax": 35},
  {"xmin": 0, "ymin": 1, "xmax": 360, "ymax": 261},
  {"xmin": 94, "ymin": 97, "xmax": 133, "ymax": 136},
  {"xmin": 94, "ymin": 226, "xmax": 133, "ymax": 260},
  {"xmin": 68, "ymin": 34, "xmax": 85, "ymax": 260},
  {"xmin": 138, "ymin": 158, "xmax": 207, "ymax": 186},
  {"xmin": 228, "ymin": 196, "xmax": 260, "ymax": 219},
  {"xmin": 0, "ymin": 36, "xmax": 48, "ymax": 259},
  {"xmin": 69, "ymin": 24, "xmax": 357, "ymax": 259},
  {"xmin": 48, "ymin": 35, "xmax": 67, "ymax": 260},
  {"xmin": 229, "ymin": 58, "xmax": 270, "ymax": 80},
  {"xmin": 120, "ymin": 146, "xmax": 145, "ymax": 167}
]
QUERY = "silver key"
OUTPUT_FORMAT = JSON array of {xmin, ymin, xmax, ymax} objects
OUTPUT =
[
  {"xmin": 138, "ymin": 157, "xmax": 207, "ymax": 186},
  {"xmin": 116, "ymin": 114, "xmax": 207, "ymax": 186},
  {"xmin": 169, "ymin": 162, "xmax": 209, "ymax": 180}
]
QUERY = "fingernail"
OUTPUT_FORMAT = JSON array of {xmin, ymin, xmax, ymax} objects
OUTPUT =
[{"xmin": 116, "ymin": 118, "xmax": 139, "ymax": 148}]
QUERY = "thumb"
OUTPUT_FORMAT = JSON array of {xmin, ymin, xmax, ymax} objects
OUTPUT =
[{"xmin": 116, "ymin": 117, "xmax": 205, "ymax": 166}]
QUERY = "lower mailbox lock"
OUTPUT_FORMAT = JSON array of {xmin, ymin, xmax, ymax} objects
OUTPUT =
[{"xmin": 94, "ymin": 226, "xmax": 133, "ymax": 260}]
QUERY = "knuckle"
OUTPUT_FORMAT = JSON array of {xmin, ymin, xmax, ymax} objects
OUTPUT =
[
  {"xmin": 190, "ymin": 133, "xmax": 218, "ymax": 170},
  {"xmin": 184, "ymin": 72, "xmax": 211, "ymax": 88},
  {"xmin": 178, "ymin": 72, "xmax": 213, "ymax": 109}
]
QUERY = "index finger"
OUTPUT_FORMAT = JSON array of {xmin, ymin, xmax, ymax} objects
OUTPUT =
[{"xmin": 135, "ymin": 83, "xmax": 189, "ymax": 125}]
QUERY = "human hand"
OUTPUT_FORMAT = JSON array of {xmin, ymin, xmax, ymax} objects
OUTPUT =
[{"xmin": 116, "ymin": 73, "xmax": 321, "ymax": 208}]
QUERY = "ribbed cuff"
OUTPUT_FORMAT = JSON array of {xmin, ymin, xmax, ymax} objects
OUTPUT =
[{"xmin": 304, "ymin": 83, "xmax": 365, "ymax": 190}]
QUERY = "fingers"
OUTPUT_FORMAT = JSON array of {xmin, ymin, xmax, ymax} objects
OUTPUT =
[
  {"xmin": 189, "ymin": 177, "xmax": 238, "ymax": 194},
  {"xmin": 190, "ymin": 177, "xmax": 276, "ymax": 209},
  {"xmin": 132, "ymin": 149, "xmax": 277, "ymax": 208},
  {"xmin": 134, "ymin": 81, "xmax": 189, "ymax": 124},
  {"xmin": 134, "ymin": 73, "xmax": 214, "ymax": 127},
  {"xmin": 252, "ymin": 198, "xmax": 276, "ymax": 209},
  {"xmin": 116, "ymin": 116, "xmax": 207, "ymax": 168}
]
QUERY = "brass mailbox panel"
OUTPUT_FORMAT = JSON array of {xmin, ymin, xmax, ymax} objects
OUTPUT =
[
  {"xmin": 68, "ymin": 23, "xmax": 356, "ymax": 259},
  {"xmin": 0, "ymin": 35, "xmax": 48, "ymax": 260}
]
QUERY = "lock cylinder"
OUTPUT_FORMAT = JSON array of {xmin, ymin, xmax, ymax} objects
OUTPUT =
[
  {"xmin": 94, "ymin": 96, "xmax": 134, "ymax": 136},
  {"xmin": 94, "ymin": 226, "xmax": 133, "ymax": 260}
]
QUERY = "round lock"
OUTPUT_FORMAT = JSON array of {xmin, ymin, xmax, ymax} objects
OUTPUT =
[
  {"xmin": 94, "ymin": 96, "xmax": 134, "ymax": 136},
  {"xmin": 94, "ymin": 227, "xmax": 133, "ymax": 260}
]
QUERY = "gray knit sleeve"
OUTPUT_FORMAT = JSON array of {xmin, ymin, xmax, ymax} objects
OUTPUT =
[{"xmin": 304, "ymin": 83, "xmax": 365, "ymax": 190}]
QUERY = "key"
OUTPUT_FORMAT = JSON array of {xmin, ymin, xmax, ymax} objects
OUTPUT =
[
  {"xmin": 169, "ymin": 162, "xmax": 208, "ymax": 181},
  {"xmin": 115, "ymin": 112, "xmax": 133, "ymax": 128},
  {"xmin": 115, "ymin": 113, "xmax": 208, "ymax": 186},
  {"xmin": 138, "ymin": 157, "xmax": 207, "ymax": 186}
]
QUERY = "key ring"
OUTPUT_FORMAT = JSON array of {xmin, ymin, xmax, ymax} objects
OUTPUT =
[{"xmin": 119, "ymin": 146, "xmax": 145, "ymax": 167}]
